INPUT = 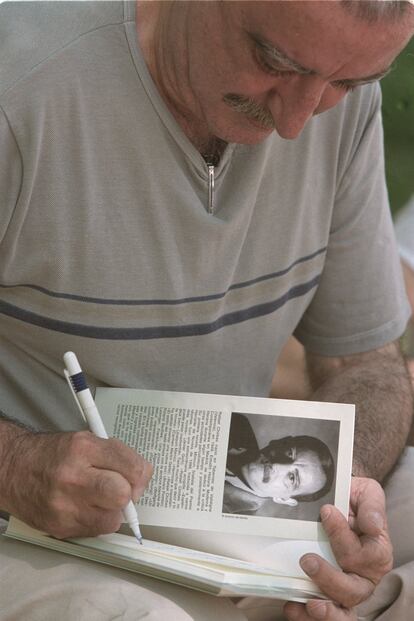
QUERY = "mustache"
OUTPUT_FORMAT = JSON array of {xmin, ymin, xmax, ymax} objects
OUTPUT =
[{"xmin": 223, "ymin": 93, "xmax": 275, "ymax": 130}]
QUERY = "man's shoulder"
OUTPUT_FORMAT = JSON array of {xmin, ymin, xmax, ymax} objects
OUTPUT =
[
  {"xmin": 313, "ymin": 82, "xmax": 381, "ymax": 138},
  {"xmin": 0, "ymin": 1, "xmax": 127, "ymax": 98},
  {"xmin": 342, "ymin": 82, "xmax": 381, "ymax": 122},
  {"xmin": 261, "ymin": 82, "xmax": 381, "ymax": 172},
  {"xmin": 272, "ymin": 82, "xmax": 383, "ymax": 172}
]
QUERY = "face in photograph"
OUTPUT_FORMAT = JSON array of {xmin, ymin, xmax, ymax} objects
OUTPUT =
[{"xmin": 241, "ymin": 445, "xmax": 327, "ymax": 506}]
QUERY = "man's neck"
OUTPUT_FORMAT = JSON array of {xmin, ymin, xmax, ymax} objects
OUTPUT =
[
  {"xmin": 200, "ymin": 137, "xmax": 228, "ymax": 166},
  {"xmin": 136, "ymin": 1, "xmax": 224, "ymax": 160}
]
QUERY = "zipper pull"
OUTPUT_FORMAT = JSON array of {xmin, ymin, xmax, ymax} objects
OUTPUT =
[{"xmin": 207, "ymin": 164, "xmax": 215, "ymax": 215}]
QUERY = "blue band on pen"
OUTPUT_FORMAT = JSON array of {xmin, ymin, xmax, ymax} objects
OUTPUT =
[{"xmin": 70, "ymin": 371, "xmax": 88, "ymax": 393}]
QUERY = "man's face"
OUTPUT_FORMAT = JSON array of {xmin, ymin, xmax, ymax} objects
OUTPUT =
[
  {"xmin": 240, "ymin": 446, "xmax": 327, "ymax": 500},
  {"xmin": 184, "ymin": 0, "xmax": 413, "ymax": 141}
]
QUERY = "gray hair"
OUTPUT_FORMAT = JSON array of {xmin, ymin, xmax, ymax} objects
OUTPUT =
[{"xmin": 341, "ymin": 0, "xmax": 412, "ymax": 22}]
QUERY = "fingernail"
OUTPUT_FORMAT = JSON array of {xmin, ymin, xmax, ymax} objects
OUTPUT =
[
  {"xmin": 320, "ymin": 506, "xmax": 331, "ymax": 521},
  {"xmin": 370, "ymin": 511, "xmax": 383, "ymax": 530},
  {"xmin": 300, "ymin": 556, "xmax": 319, "ymax": 576},
  {"xmin": 309, "ymin": 602, "xmax": 327, "ymax": 619}
]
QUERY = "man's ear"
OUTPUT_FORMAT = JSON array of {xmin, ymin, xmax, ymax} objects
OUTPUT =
[{"xmin": 272, "ymin": 496, "xmax": 298, "ymax": 507}]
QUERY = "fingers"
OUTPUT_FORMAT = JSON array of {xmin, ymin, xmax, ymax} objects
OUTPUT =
[
  {"xmin": 321, "ymin": 494, "xmax": 392, "ymax": 585},
  {"xmin": 298, "ymin": 482, "xmax": 393, "ymax": 610},
  {"xmin": 299, "ymin": 554, "xmax": 374, "ymax": 608},
  {"xmin": 87, "ymin": 434, "xmax": 153, "ymax": 503},
  {"xmin": 8, "ymin": 430, "xmax": 152, "ymax": 539},
  {"xmin": 50, "ymin": 506, "xmax": 125, "ymax": 539},
  {"xmin": 284, "ymin": 600, "xmax": 357, "ymax": 621},
  {"xmin": 77, "ymin": 508, "xmax": 124, "ymax": 537},
  {"xmin": 349, "ymin": 477, "xmax": 386, "ymax": 536},
  {"xmin": 55, "ymin": 432, "xmax": 153, "ymax": 509},
  {"xmin": 318, "ymin": 505, "xmax": 362, "ymax": 561},
  {"xmin": 82, "ymin": 461, "xmax": 152, "ymax": 508},
  {"xmin": 68, "ymin": 432, "xmax": 153, "ymax": 493},
  {"xmin": 131, "ymin": 459, "xmax": 153, "ymax": 501},
  {"xmin": 87, "ymin": 469, "xmax": 137, "ymax": 510}
]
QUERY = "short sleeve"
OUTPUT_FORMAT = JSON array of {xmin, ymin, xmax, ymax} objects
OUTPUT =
[
  {"xmin": 394, "ymin": 196, "xmax": 414, "ymax": 272},
  {"xmin": 0, "ymin": 107, "xmax": 22, "ymax": 244},
  {"xmin": 295, "ymin": 85, "xmax": 410, "ymax": 356}
]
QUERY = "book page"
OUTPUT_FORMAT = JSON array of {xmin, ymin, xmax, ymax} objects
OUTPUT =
[
  {"xmin": 113, "ymin": 401, "xmax": 223, "ymax": 512},
  {"xmin": 96, "ymin": 389, "xmax": 354, "ymax": 554},
  {"xmin": 5, "ymin": 517, "xmax": 326, "ymax": 601}
]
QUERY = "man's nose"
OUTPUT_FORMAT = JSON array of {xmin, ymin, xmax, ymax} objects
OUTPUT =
[{"xmin": 268, "ymin": 74, "xmax": 329, "ymax": 140}]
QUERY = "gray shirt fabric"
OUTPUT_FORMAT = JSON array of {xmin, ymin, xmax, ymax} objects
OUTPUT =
[
  {"xmin": 395, "ymin": 197, "xmax": 414, "ymax": 271},
  {"xmin": 0, "ymin": 1, "xmax": 410, "ymax": 431}
]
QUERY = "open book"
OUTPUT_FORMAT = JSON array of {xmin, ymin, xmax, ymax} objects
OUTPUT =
[{"xmin": 5, "ymin": 389, "xmax": 354, "ymax": 602}]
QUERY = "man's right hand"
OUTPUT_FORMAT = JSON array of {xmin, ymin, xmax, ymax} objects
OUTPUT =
[
  {"xmin": 1, "ymin": 424, "xmax": 152, "ymax": 538},
  {"xmin": 284, "ymin": 477, "xmax": 393, "ymax": 621}
]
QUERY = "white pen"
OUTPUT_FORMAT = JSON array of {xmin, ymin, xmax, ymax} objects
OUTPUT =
[{"xmin": 63, "ymin": 351, "xmax": 143, "ymax": 545}]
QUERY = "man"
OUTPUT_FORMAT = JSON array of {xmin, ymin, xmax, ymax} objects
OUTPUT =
[
  {"xmin": 224, "ymin": 413, "xmax": 334, "ymax": 514},
  {"xmin": 0, "ymin": 1, "xmax": 413, "ymax": 620}
]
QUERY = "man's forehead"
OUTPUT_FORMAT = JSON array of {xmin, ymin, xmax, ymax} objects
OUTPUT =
[
  {"xmin": 295, "ymin": 449, "xmax": 320, "ymax": 464},
  {"xmin": 235, "ymin": 1, "xmax": 413, "ymax": 86},
  {"xmin": 295, "ymin": 461, "xmax": 326, "ymax": 494}
]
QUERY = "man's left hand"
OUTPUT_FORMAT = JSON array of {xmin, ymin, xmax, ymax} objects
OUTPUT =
[{"xmin": 284, "ymin": 477, "xmax": 393, "ymax": 620}]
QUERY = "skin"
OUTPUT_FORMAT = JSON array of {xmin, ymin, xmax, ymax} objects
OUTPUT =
[
  {"xmin": 136, "ymin": 2, "xmax": 414, "ymax": 619},
  {"xmin": 0, "ymin": 2, "xmax": 412, "ymax": 619},
  {"xmin": 241, "ymin": 448, "xmax": 326, "ymax": 500},
  {"xmin": 308, "ymin": 342, "xmax": 413, "ymax": 481},
  {"xmin": 137, "ymin": 0, "xmax": 414, "ymax": 147},
  {"xmin": 285, "ymin": 478, "xmax": 393, "ymax": 621},
  {"xmin": 0, "ymin": 423, "xmax": 152, "ymax": 538},
  {"xmin": 294, "ymin": 340, "xmax": 413, "ymax": 620}
]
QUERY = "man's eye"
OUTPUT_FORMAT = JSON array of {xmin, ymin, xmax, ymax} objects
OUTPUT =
[
  {"xmin": 288, "ymin": 472, "xmax": 295, "ymax": 483},
  {"xmin": 256, "ymin": 51, "xmax": 294, "ymax": 77}
]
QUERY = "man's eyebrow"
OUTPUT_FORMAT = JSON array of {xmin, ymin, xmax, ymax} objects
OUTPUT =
[
  {"xmin": 249, "ymin": 32, "xmax": 311, "ymax": 74},
  {"xmin": 249, "ymin": 31, "xmax": 392, "ymax": 85},
  {"xmin": 332, "ymin": 67, "xmax": 392, "ymax": 88}
]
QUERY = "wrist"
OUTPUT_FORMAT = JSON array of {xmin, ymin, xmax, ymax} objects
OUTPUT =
[{"xmin": 0, "ymin": 420, "xmax": 34, "ymax": 513}]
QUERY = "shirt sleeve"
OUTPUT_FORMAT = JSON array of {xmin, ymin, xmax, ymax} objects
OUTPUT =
[
  {"xmin": 394, "ymin": 197, "xmax": 414, "ymax": 272},
  {"xmin": 0, "ymin": 106, "xmax": 22, "ymax": 244},
  {"xmin": 295, "ymin": 85, "xmax": 411, "ymax": 356}
]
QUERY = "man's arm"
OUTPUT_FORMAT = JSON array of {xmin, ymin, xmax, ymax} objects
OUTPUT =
[
  {"xmin": 0, "ymin": 415, "xmax": 152, "ymax": 538},
  {"xmin": 306, "ymin": 340, "xmax": 413, "ymax": 480}
]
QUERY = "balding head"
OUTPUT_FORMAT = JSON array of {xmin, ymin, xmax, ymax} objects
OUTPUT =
[{"xmin": 341, "ymin": 0, "xmax": 413, "ymax": 23}]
